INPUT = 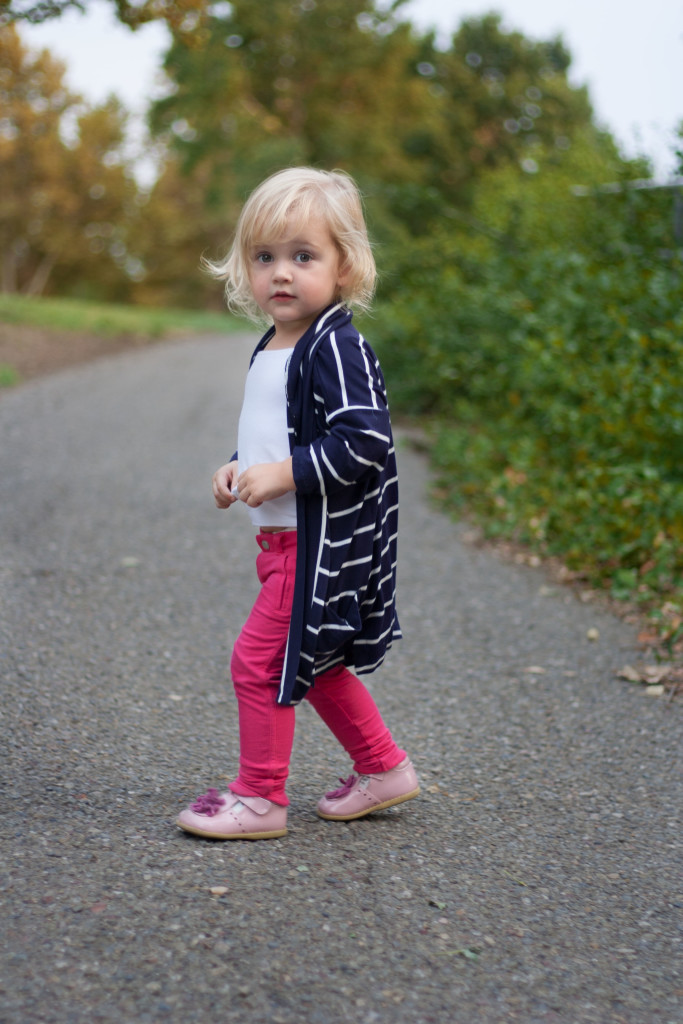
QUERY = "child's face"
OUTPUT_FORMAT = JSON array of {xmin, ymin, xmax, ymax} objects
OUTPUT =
[{"xmin": 248, "ymin": 215, "xmax": 348, "ymax": 344}]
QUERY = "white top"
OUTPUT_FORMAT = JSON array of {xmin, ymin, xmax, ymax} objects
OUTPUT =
[{"xmin": 237, "ymin": 348, "xmax": 297, "ymax": 528}]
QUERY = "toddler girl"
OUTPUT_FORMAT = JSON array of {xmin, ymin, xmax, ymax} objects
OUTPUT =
[{"xmin": 177, "ymin": 167, "xmax": 419, "ymax": 839}]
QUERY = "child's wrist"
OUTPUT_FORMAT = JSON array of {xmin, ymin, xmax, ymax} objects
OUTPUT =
[{"xmin": 280, "ymin": 457, "xmax": 295, "ymax": 492}]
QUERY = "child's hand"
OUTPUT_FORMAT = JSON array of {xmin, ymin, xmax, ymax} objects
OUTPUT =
[
  {"xmin": 212, "ymin": 461, "xmax": 239, "ymax": 508},
  {"xmin": 236, "ymin": 458, "xmax": 295, "ymax": 507}
]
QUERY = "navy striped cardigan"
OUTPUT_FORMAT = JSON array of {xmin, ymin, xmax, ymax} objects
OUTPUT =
[{"xmin": 238, "ymin": 302, "xmax": 401, "ymax": 706}]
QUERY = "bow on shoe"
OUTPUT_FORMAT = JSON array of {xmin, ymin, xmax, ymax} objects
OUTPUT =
[
  {"xmin": 325, "ymin": 775, "xmax": 358, "ymax": 800},
  {"xmin": 190, "ymin": 788, "xmax": 226, "ymax": 816}
]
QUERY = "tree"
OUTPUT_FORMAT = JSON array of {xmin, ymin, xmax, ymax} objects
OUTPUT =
[
  {"xmin": 149, "ymin": 0, "xmax": 435, "ymax": 199},
  {"xmin": 0, "ymin": 0, "xmax": 209, "ymax": 37},
  {"xmin": 395, "ymin": 15, "xmax": 597, "ymax": 208},
  {"xmin": 0, "ymin": 24, "xmax": 71, "ymax": 292},
  {"xmin": 127, "ymin": 154, "xmax": 222, "ymax": 309},
  {"xmin": 140, "ymin": 0, "xmax": 443, "ymax": 297},
  {"xmin": 0, "ymin": 25, "xmax": 139, "ymax": 297},
  {"xmin": 149, "ymin": 5, "xmax": 606, "ymax": 232},
  {"xmin": 53, "ymin": 97, "xmax": 142, "ymax": 299},
  {"xmin": 135, "ymin": 2, "xmax": 630, "ymax": 303}
]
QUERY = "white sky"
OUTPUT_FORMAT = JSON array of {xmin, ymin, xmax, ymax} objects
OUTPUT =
[{"xmin": 21, "ymin": 0, "xmax": 683, "ymax": 178}]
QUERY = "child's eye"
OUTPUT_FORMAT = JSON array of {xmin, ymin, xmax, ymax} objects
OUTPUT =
[
  {"xmin": 255, "ymin": 252, "xmax": 273, "ymax": 264},
  {"xmin": 295, "ymin": 252, "xmax": 313, "ymax": 263}
]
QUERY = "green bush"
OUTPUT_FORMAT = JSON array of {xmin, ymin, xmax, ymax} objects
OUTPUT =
[{"xmin": 372, "ymin": 242, "xmax": 683, "ymax": 632}]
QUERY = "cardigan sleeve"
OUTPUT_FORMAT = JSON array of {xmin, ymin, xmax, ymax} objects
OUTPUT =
[{"xmin": 291, "ymin": 332, "xmax": 392, "ymax": 497}]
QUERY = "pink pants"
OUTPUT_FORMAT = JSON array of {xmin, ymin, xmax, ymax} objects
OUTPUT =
[{"xmin": 229, "ymin": 531, "xmax": 406, "ymax": 806}]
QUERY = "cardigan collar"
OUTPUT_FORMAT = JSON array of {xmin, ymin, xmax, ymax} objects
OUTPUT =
[
  {"xmin": 253, "ymin": 303, "xmax": 352, "ymax": 362},
  {"xmin": 286, "ymin": 303, "xmax": 353, "ymax": 401}
]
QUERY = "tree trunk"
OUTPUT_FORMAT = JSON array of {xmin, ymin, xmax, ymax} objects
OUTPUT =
[
  {"xmin": 24, "ymin": 254, "xmax": 56, "ymax": 297},
  {"xmin": 1, "ymin": 249, "xmax": 18, "ymax": 294}
]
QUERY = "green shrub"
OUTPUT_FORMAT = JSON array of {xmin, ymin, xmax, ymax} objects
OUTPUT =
[{"xmin": 373, "ymin": 243, "xmax": 683, "ymax": 628}]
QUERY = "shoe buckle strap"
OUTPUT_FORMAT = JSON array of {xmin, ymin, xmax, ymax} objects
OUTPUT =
[{"xmin": 238, "ymin": 795, "xmax": 275, "ymax": 815}]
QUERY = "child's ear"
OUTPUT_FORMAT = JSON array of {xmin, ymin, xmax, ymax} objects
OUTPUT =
[{"xmin": 337, "ymin": 259, "xmax": 351, "ymax": 290}]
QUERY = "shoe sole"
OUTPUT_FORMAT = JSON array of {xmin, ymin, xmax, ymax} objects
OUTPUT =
[
  {"xmin": 316, "ymin": 785, "xmax": 420, "ymax": 822},
  {"xmin": 176, "ymin": 820, "xmax": 287, "ymax": 840}
]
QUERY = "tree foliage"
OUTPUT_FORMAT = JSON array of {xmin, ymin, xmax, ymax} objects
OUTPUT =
[
  {"xmin": 3, "ymin": 1, "xmax": 666, "ymax": 308},
  {"xmin": 0, "ymin": 25, "xmax": 139, "ymax": 297},
  {"xmin": 369, "ymin": 163, "xmax": 683, "ymax": 622},
  {"xmin": 127, "ymin": 154, "xmax": 221, "ymax": 308},
  {"xmin": 0, "ymin": 0, "xmax": 210, "ymax": 36},
  {"xmin": 150, "ymin": 0, "xmax": 429, "ymax": 201},
  {"xmin": 149, "ymin": 3, "xmax": 599, "ymax": 230}
]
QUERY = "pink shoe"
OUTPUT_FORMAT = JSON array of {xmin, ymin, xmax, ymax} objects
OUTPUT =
[
  {"xmin": 316, "ymin": 757, "xmax": 420, "ymax": 821},
  {"xmin": 176, "ymin": 788, "xmax": 287, "ymax": 840}
]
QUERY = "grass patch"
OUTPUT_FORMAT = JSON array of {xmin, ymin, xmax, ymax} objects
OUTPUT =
[
  {"xmin": 0, "ymin": 294, "xmax": 240, "ymax": 339},
  {"xmin": 0, "ymin": 364, "xmax": 21, "ymax": 387}
]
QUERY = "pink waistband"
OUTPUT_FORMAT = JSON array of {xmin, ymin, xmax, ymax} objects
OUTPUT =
[{"xmin": 256, "ymin": 530, "xmax": 297, "ymax": 552}]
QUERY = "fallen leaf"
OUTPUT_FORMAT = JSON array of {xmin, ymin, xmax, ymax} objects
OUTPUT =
[
  {"xmin": 618, "ymin": 665, "xmax": 642, "ymax": 683},
  {"xmin": 642, "ymin": 665, "xmax": 669, "ymax": 684},
  {"xmin": 644, "ymin": 685, "xmax": 665, "ymax": 697},
  {"xmin": 617, "ymin": 664, "xmax": 676, "ymax": 690}
]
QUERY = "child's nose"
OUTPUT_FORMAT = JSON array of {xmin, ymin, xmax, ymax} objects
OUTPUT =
[{"xmin": 273, "ymin": 259, "xmax": 293, "ymax": 281}]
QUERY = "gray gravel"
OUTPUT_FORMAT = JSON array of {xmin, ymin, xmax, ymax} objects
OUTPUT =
[{"xmin": 1, "ymin": 333, "xmax": 680, "ymax": 1024}]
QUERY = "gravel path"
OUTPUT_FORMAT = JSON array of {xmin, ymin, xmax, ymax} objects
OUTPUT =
[{"xmin": 1, "ymin": 334, "xmax": 680, "ymax": 1024}]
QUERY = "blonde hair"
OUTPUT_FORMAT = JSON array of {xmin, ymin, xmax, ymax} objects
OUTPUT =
[{"xmin": 205, "ymin": 167, "xmax": 376, "ymax": 324}]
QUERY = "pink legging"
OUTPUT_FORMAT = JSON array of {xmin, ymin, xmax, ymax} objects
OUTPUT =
[{"xmin": 229, "ymin": 531, "xmax": 405, "ymax": 806}]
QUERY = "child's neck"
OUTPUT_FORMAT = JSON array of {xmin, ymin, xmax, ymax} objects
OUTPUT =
[
  {"xmin": 267, "ymin": 320, "xmax": 313, "ymax": 349},
  {"xmin": 266, "ymin": 329, "xmax": 298, "ymax": 350},
  {"xmin": 267, "ymin": 302, "xmax": 342, "ymax": 349}
]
